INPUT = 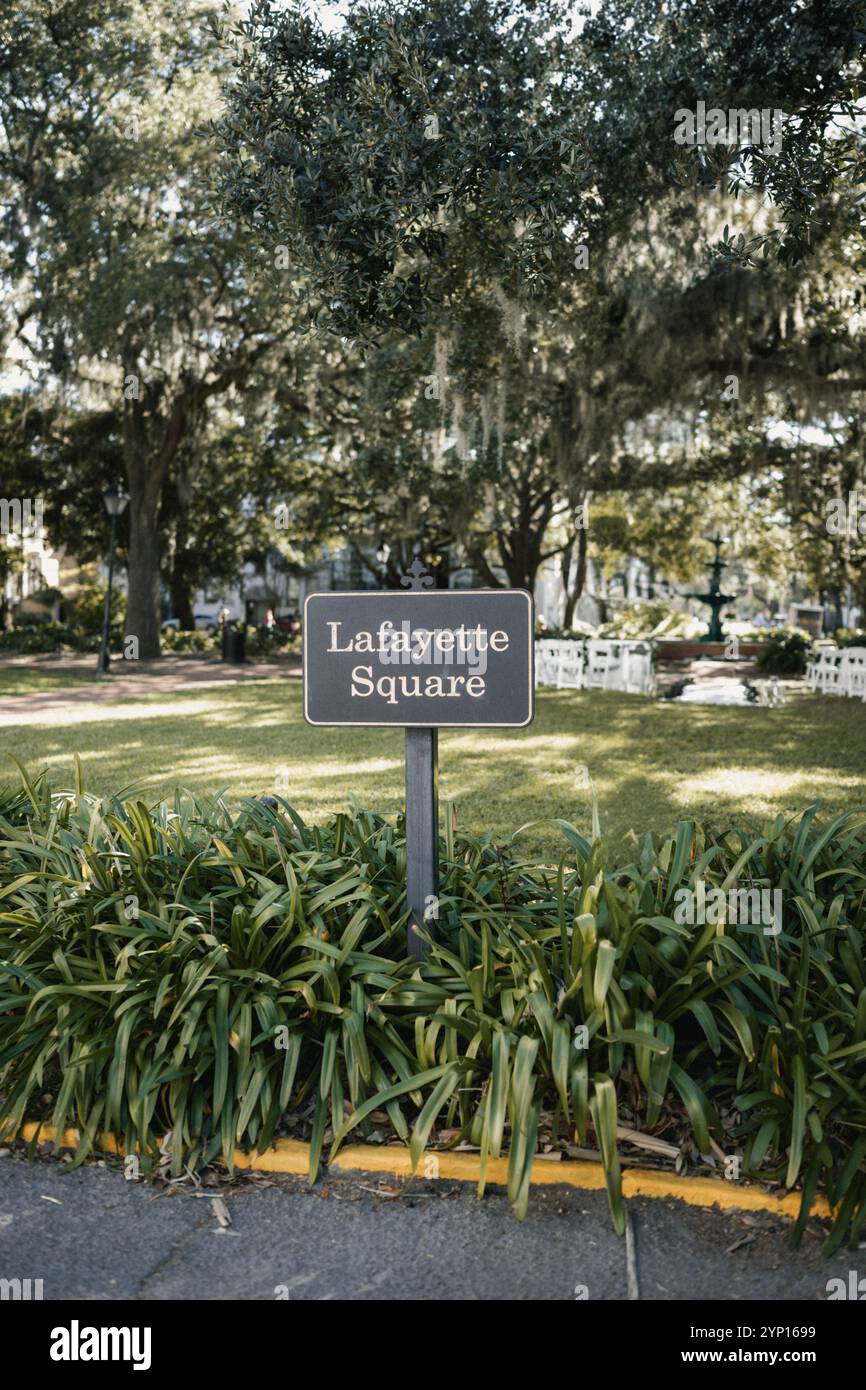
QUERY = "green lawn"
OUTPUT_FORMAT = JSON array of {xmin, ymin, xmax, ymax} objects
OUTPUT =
[
  {"xmin": 0, "ymin": 668, "xmax": 93, "ymax": 695},
  {"xmin": 3, "ymin": 678, "xmax": 865, "ymax": 860}
]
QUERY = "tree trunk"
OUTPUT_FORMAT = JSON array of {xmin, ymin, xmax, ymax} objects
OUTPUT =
[
  {"xmin": 560, "ymin": 535, "xmax": 575, "ymax": 624},
  {"xmin": 121, "ymin": 391, "xmax": 186, "ymax": 659},
  {"xmin": 125, "ymin": 499, "xmax": 163, "ymax": 657},
  {"xmin": 123, "ymin": 413, "xmax": 165, "ymax": 659},
  {"xmin": 170, "ymin": 563, "xmax": 195, "ymax": 630},
  {"xmin": 166, "ymin": 502, "xmax": 197, "ymax": 628},
  {"xmin": 466, "ymin": 545, "xmax": 505, "ymax": 589},
  {"xmin": 495, "ymin": 525, "xmax": 549, "ymax": 592},
  {"xmin": 563, "ymin": 515, "xmax": 588, "ymax": 628}
]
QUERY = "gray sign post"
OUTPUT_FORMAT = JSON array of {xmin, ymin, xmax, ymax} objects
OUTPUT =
[
  {"xmin": 303, "ymin": 562, "xmax": 534, "ymax": 957},
  {"xmin": 404, "ymin": 727, "xmax": 439, "ymax": 958}
]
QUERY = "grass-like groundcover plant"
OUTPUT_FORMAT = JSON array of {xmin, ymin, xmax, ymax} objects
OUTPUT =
[{"xmin": 1, "ymin": 760, "xmax": 865, "ymax": 1254}]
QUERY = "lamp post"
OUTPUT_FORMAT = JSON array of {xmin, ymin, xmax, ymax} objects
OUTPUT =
[{"xmin": 97, "ymin": 483, "xmax": 129, "ymax": 675}]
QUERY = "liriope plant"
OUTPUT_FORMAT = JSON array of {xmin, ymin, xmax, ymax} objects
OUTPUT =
[{"xmin": 0, "ymin": 759, "xmax": 865, "ymax": 1250}]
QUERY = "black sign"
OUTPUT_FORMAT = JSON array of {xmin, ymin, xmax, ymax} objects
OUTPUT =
[{"xmin": 303, "ymin": 589, "xmax": 534, "ymax": 727}]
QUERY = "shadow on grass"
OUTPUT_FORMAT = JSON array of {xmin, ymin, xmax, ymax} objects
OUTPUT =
[{"xmin": 5, "ymin": 684, "xmax": 865, "ymax": 861}]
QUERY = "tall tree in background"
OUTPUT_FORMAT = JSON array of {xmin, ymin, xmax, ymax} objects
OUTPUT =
[
  {"xmin": 577, "ymin": 0, "xmax": 866, "ymax": 265},
  {"xmin": 2, "ymin": 0, "xmax": 863, "ymax": 636},
  {"xmin": 215, "ymin": 1, "xmax": 866, "ymax": 582},
  {"xmin": 216, "ymin": 0, "xmax": 587, "ymax": 346},
  {"xmin": 0, "ymin": 0, "xmax": 294, "ymax": 655}
]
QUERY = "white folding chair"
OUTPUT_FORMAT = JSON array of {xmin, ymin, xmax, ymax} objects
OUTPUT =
[
  {"xmin": 557, "ymin": 640, "xmax": 585, "ymax": 689},
  {"xmin": 533, "ymin": 641, "xmax": 548, "ymax": 686},
  {"xmin": 807, "ymin": 647, "xmax": 842, "ymax": 694},
  {"xmin": 840, "ymin": 647, "xmax": 866, "ymax": 700},
  {"xmin": 823, "ymin": 648, "xmax": 846, "ymax": 695},
  {"xmin": 586, "ymin": 640, "xmax": 623, "ymax": 690},
  {"xmin": 621, "ymin": 641, "xmax": 655, "ymax": 695},
  {"xmin": 534, "ymin": 640, "xmax": 563, "ymax": 687}
]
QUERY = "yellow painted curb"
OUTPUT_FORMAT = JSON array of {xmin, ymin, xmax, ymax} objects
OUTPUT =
[{"xmin": 8, "ymin": 1120, "xmax": 831, "ymax": 1221}]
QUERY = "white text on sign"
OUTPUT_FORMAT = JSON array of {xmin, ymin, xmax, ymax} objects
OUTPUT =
[{"xmin": 327, "ymin": 620, "xmax": 509, "ymax": 702}]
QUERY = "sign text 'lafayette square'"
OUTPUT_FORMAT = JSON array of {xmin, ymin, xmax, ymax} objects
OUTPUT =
[{"xmin": 303, "ymin": 590, "xmax": 534, "ymax": 727}]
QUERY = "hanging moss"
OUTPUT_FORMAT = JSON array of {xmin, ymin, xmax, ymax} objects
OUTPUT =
[
  {"xmin": 492, "ymin": 279, "xmax": 527, "ymax": 353},
  {"xmin": 433, "ymin": 330, "xmax": 451, "ymax": 414}
]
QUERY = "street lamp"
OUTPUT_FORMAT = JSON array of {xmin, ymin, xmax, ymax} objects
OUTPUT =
[{"xmin": 97, "ymin": 482, "xmax": 129, "ymax": 675}]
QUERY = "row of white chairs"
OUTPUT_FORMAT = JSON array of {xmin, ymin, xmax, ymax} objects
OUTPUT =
[
  {"xmin": 535, "ymin": 639, "xmax": 655, "ymax": 696},
  {"xmin": 805, "ymin": 646, "xmax": 866, "ymax": 700}
]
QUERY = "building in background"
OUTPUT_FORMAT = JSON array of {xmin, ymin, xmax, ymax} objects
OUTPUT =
[
  {"xmin": 12, "ymin": 532, "xmax": 858, "ymax": 638},
  {"xmin": 1, "ymin": 506, "xmax": 65, "ymax": 625}
]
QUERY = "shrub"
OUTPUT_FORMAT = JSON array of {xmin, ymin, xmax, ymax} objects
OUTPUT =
[
  {"xmin": 245, "ymin": 627, "xmax": 299, "ymax": 658},
  {"xmin": 1, "ymin": 766, "xmax": 865, "ymax": 1250},
  {"xmin": 160, "ymin": 627, "xmax": 219, "ymax": 654},
  {"xmin": 1, "ymin": 624, "xmax": 56, "ymax": 653},
  {"xmin": 835, "ymin": 629, "xmax": 866, "ymax": 649},
  {"xmin": 598, "ymin": 601, "xmax": 699, "ymax": 640},
  {"xmin": 755, "ymin": 629, "xmax": 811, "ymax": 676},
  {"xmin": 0, "ymin": 620, "xmax": 124, "ymax": 655},
  {"xmin": 65, "ymin": 626, "xmax": 123, "ymax": 655},
  {"xmin": 67, "ymin": 584, "xmax": 124, "ymax": 636},
  {"xmin": 0, "ymin": 622, "xmax": 73, "ymax": 654}
]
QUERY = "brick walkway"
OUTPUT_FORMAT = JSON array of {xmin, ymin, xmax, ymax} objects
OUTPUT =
[{"xmin": 0, "ymin": 654, "xmax": 301, "ymax": 725}]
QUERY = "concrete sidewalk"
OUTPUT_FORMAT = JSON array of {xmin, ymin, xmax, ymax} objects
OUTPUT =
[{"xmin": 0, "ymin": 1152, "xmax": 854, "ymax": 1301}]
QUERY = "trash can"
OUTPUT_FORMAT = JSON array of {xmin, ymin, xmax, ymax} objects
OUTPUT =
[{"xmin": 223, "ymin": 626, "xmax": 246, "ymax": 663}]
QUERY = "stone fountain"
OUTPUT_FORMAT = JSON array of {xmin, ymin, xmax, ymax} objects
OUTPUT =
[{"xmin": 686, "ymin": 534, "xmax": 737, "ymax": 642}]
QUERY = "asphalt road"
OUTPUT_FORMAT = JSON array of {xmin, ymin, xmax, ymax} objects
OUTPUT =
[{"xmin": 0, "ymin": 1150, "xmax": 858, "ymax": 1302}]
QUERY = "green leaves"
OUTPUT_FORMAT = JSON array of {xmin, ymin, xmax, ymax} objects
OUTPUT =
[
  {"xmin": 216, "ymin": 0, "xmax": 594, "ymax": 346},
  {"xmin": 409, "ymin": 1064, "xmax": 462, "ymax": 1172},
  {"xmin": 590, "ymin": 1075, "xmax": 624, "ymax": 1235},
  {"xmin": 1, "ymin": 784, "xmax": 865, "ymax": 1244},
  {"xmin": 786, "ymin": 1054, "xmax": 808, "ymax": 1190}
]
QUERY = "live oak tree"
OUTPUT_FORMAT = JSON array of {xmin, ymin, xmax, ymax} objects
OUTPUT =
[
  {"xmin": 0, "ymin": 388, "xmax": 127, "ymax": 547},
  {"xmin": 758, "ymin": 415, "xmax": 866, "ymax": 625},
  {"xmin": 161, "ymin": 421, "xmax": 293, "ymax": 629},
  {"xmin": 267, "ymin": 206, "xmax": 861, "ymax": 602},
  {"xmin": 575, "ymin": 0, "xmax": 866, "ymax": 267},
  {"xmin": 270, "ymin": 315, "xmax": 632, "ymax": 596},
  {"xmin": 0, "ymin": 0, "xmax": 296, "ymax": 656},
  {"xmin": 0, "ymin": 389, "xmax": 272, "ymax": 627},
  {"xmin": 216, "ymin": 0, "xmax": 589, "ymax": 347},
  {"xmin": 214, "ymin": 0, "xmax": 617, "ymax": 572},
  {"xmin": 0, "ymin": 396, "xmax": 38, "ymax": 629},
  {"xmin": 214, "ymin": 1, "xmax": 866, "ymax": 581},
  {"xmin": 5, "ymin": 0, "xmax": 862, "ymax": 639},
  {"xmin": 216, "ymin": 0, "xmax": 866, "ymax": 336},
  {"xmin": 270, "ymin": 335, "xmax": 478, "ymax": 587}
]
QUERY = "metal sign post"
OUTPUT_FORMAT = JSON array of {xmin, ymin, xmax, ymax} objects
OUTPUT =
[
  {"xmin": 404, "ymin": 727, "xmax": 438, "ymax": 959},
  {"xmin": 302, "ymin": 554, "xmax": 534, "ymax": 956}
]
